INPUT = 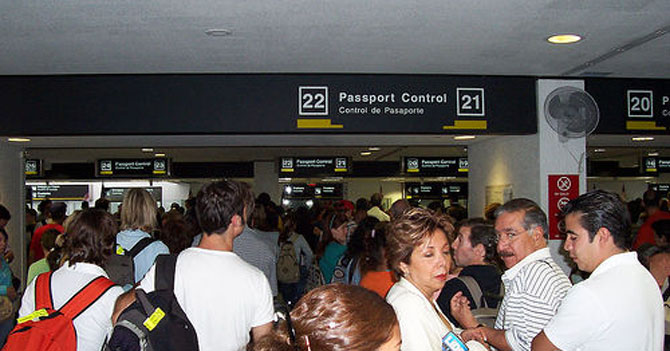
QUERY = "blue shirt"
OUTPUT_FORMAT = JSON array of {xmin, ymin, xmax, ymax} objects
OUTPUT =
[
  {"xmin": 116, "ymin": 229, "xmax": 169, "ymax": 283},
  {"xmin": 0, "ymin": 259, "xmax": 11, "ymax": 296},
  {"xmin": 319, "ymin": 242, "xmax": 347, "ymax": 283}
]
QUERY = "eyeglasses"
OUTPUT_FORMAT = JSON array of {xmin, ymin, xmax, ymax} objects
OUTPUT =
[{"xmin": 495, "ymin": 227, "xmax": 531, "ymax": 242}]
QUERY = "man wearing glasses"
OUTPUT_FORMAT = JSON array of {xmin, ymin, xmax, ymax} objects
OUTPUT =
[{"xmin": 452, "ymin": 198, "xmax": 571, "ymax": 351}]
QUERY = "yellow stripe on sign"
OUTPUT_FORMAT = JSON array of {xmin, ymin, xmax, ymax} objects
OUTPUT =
[
  {"xmin": 626, "ymin": 121, "xmax": 666, "ymax": 130},
  {"xmin": 297, "ymin": 119, "xmax": 343, "ymax": 129},
  {"xmin": 443, "ymin": 120, "xmax": 487, "ymax": 130},
  {"xmin": 407, "ymin": 169, "xmax": 419, "ymax": 173}
]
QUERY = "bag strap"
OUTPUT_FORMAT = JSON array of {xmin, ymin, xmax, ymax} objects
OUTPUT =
[
  {"xmin": 35, "ymin": 272, "xmax": 54, "ymax": 310},
  {"xmin": 155, "ymin": 254, "xmax": 177, "ymax": 291},
  {"xmin": 457, "ymin": 276, "xmax": 487, "ymax": 309},
  {"xmin": 59, "ymin": 276, "xmax": 116, "ymax": 319},
  {"xmin": 128, "ymin": 237, "xmax": 157, "ymax": 258}
]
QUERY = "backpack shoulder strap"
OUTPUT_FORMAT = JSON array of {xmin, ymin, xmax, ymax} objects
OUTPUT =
[
  {"xmin": 59, "ymin": 276, "xmax": 116, "ymax": 319},
  {"xmin": 34, "ymin": 271, "xmax": 54, "ymax": 310},
  {"xmin": 155, "ymin": 254, "xmax": 177, "ymax": 291},
  {"xmin": 128, "ymin": 237, "xmax": 158, "ymax": 258},
  {"xmin": 457, "ymin": 275, "xmax": 486, "ymax": 308}
]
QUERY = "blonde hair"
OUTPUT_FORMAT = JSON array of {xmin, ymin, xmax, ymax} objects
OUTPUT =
[
  {"xmin": 386, "ymin": 207, "xmax": 454, "ymax": 278},
  {"xmin": 120, "ymin": 188, "xmax": 157, "ymax": 232}
]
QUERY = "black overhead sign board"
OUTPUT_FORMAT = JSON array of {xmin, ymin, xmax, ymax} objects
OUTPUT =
[
  {"xmin": 653, "ymin": 184, "xmax": 670, "ymax": 198},
  {"xmin": 280, "ymin": 157, "xmax": 350, "ymax": 176},
  {"xmin": 643, "ymin": 157, "xmax": 670, "ymax": 174},
  {"xmin": 283, "ymin": 183, "xmax": 343, "ymax": 199},
  {"xmin": 586, "ymin": 78, "xmax": 670, "ymax": 134},
  {"xmin": 404, "ymin": 183, "xmax": 468, "ymax": 199},
  {"xmin": 30, "ymin": 185, "xmax": 89, "ymax": 201},
  {"xmin": 25, "ymin": 159, "xmax": 42, "ymax": 177},
  {"xmin": 96, "ymin": 159, "xmax": 170, "ymax": 178},
  {"xmin": 0, "ymin": 74, "xmax": 536, "ymax": 135},
  {"xmin": 102, "ymin": 187, "xmax": 163, "ymax": 202},
  {"xmin": 403, "ymin": 157, "xmax": 468, "ymax": 176}
]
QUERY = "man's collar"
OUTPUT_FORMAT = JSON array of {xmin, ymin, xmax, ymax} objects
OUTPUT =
[
  {"xmin": 501, "ymin": 247, "xmax": 551, "ymax": 280},
  {"xmin": 589, "ymin": 251, "xmax": 636, "ymax": 278}
]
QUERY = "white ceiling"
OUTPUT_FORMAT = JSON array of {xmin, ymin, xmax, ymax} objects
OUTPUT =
[{"xmin": 1, "ymin": 0, "xmax": 668, "ymax": 77}]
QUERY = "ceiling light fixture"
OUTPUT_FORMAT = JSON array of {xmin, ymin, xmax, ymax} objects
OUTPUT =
[
  {"xmin": 368, "ymin": 147, "xmax": 381, "ymax": 151},
  {"xmin": 594, "ymin": 148, "xmax": 606, "ymax": 153},
  {"xmin": 360, "ymin": 151, "xmax": 372, "ymax": 156},
  {"xmin": 205, "ymin": 29, "xmax": 232, "ymax": 37},
  {"xmin": 8, "ymin": 137, "xmax": 31, "ymax": 142},
  {"xmin": 632, "ymin": 136, "xmax": 654, "ymax": 142},
  {"xmin": 155, "ymin": 153, "xmax": 166, "ymax": 157},
  {"xmin": 648, "ymin": 152, "xmax": 659, "ymax": 156},
  {"xmin": 547, "ymin": 34, "xmax": 582, "ymax": 44},
  {"xmin": 141, "ymin": 148, "xmax": 154, "ymax": 152},
  {"xmin": 454, "ymin": 135, "xmax": 476, "ymax": 141}
]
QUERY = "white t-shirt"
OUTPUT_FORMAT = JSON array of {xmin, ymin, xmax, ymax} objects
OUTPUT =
[
  {"xmin": 544, "ymin": 252, "xmax": 664, "ymax": 351},
  {"xmin": 138, "ymin": 247, "xmax": 274, "ymax": 351},
  {"xmin": 19, "ymin": 262, "xmax": 124, "ymax": 351},
  {"xmin": 386, "ymin": 278, "xmax": 487, "ymax": 351}
]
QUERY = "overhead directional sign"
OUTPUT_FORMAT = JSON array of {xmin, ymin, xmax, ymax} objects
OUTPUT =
[
  {"xmin": 0, "ymin": 74, "xmax": 537, "ymax": 135},
  {"xmin": 404, "ymin": 183, "xmax": 468, "ymax": 199},
  {"xmin": 280, "ymin": 157, "xmax": 350, "ymax": 176},
  {"xmin": 96, "ymin": 159, "xmax": 170, "ymax": 178},
  {"xmin": 25, "ymin": 159, "xmax": 42, "ymax": 177},
  {"xmin": 30, "ymin": 185, "xmax": 89, "ymax": 201},
  {"xmin": 643, "ymin": 157, "xmax": 670, "ymax": 174},
  {"xmin": 102, "ymin": 187, "xmax": 163, "ymax": 202},
  {"xmin": 403, "ymin": 157, "xmax": 468, "ymax": 176}
]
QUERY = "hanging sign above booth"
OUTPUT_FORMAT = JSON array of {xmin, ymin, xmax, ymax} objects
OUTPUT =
[
  {"xmin": 279, "ymin": 157, "xmax": 350, "ymax": 176},
  {"xmin": 96, "ymin": 159, "xmax": 170, "ymax": 178},
  {"xmin": 30, "ymin": 185, "xmax": 89, "ymax": 201},
  {"xmin": 102, "ymin": 187, "xmax": 163, "ymax": 202},
  {"xmin": 643, "ymin": 157, "xmax": 670, "ymax": 174},
  {"xmin": 283, "ymin": 183, "xmax": 343, "ymax": 199},
  {"xmin": 0, "ymin": 74, "xmax": 536, "ymax": 135},
  {"xmin": 404, "ymin": 183, "xmax": 468, "ymax": 199},
  {"xmin": 403, "ymin": 157, "xmax": 468, "ymax": 176},
  {"xmin": 586, "ymin": 78, "xmax": 670, "ymax": 134},
  {"xmin": 25, "ymin": 159, "xmax": 42, "ymax": 177}
]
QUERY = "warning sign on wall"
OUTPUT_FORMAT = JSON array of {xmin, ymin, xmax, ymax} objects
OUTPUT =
[{"xmin": 548, "ymin": 175, "xmax": 580, "ymax": 240}]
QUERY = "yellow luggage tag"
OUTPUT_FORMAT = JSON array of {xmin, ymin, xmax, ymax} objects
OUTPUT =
[
  {"xmin": 116, "ymin": 245, "xmax": 125, "ymax": 255},
  {"xmin": 143, "ymin": 307, "xmax": 166, "ymax": 331},
  {"xmin": 17, "ymin": 308, "xmax": 49, "ymax": 324}
]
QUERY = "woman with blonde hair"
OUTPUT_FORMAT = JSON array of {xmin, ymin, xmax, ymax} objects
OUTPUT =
[
  {"xmin": 115, "ymin": 189, "xmax": 169, "ymax": 283},
  {"xmin": 385, "ymin": 208, "xmax": 487, "ymax": 351},
  {"xmin": 255, "ymin": 284, "xmax": 401, "ymax": 351}
]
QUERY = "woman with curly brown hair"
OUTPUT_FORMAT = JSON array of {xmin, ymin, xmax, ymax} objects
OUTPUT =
[
  {"xmin": 385, "ymin": 208, "xmax": 487, "ymax": 351},
  {"xmin": 255, "ymin": 284, "xmax": 400, "ymax": 351}
]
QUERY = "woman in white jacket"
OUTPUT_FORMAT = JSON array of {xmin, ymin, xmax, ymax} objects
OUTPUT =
[{"xmin": 386, "ymin": 208, "xmax": 488, "ymax": 351}]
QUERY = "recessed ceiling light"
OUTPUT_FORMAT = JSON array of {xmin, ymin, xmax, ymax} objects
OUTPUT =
[
  {"xmin": 155, "ymin": 153, "xmax": 166, "ymax": 157},
  {"xmin": 547, "ymin": 34, "xmax": 582, "ymax": 44},
  {"xmin": 648, "ymin": 152, "xmax": 659, "ymax": 156},
  {"xmin": 632, "ymin": 137, "xmax": 654, "ymax": 142},
  {"xmin": 454, "ymin": 135, "xmax": 476, "ymax": 141},
  {"xmin": 8, "ymin": 137, "xmax": 30, "ymax": 142},
  {"xmin": 368, "ymin": 147, "xmax": 381, "ymax": 151},
  {"xmin": 205, "ymin": 29, "xmax": 232, "ymax": 37},
  {"xmin": 360, "ymin": 151, "xmax": 372, "ymax": 156},
  {"xmin": 141, "ymin": 148, "xmax": 154, "ymax": 152},
  {"xmin": 594, "ymin": 148, "xmax": 606, "ymax": 153}
]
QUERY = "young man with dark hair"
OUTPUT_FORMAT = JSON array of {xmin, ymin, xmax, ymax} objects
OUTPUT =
[
  {"xmin": 532, "ymin": 190, "xmax": 663, "ymax": 351},
  {"xmin": 437, "ymin": 218, "xmax": 502, "ymax": 325},
  {"xmin": 114, "ymin": 180, "xmax": 274, "ymax": 351}
]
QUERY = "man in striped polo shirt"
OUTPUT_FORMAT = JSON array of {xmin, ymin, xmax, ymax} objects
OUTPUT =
[
  {"xmin": 532, "ymin": 190, "xmax": 663, "ymax": 350},
  {"xmin": 452, "ymin": 198, "xmax": 571, "ymax": 351}
]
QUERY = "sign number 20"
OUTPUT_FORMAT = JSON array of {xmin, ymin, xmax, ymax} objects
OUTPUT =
[{"xmin": 627, "ymin": 90, "xmax": 653, "ymax": 118}]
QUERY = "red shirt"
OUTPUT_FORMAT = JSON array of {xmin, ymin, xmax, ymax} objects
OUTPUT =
[
  {"xmin": 633, "ymin": 210, "xmax": 670, "ymax": 249},
  {"xmin": 30, "ymin": 223, "xmax": 64, "ymax": 261},
  {"xmin": 360, "ymin": 270, "xmax": 396, "ymax": 298}
]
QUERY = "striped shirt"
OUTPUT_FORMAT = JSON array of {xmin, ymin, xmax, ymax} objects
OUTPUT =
[{"xmin": 494, "ymin": 248, "xmax": 571, "ymax": 351}]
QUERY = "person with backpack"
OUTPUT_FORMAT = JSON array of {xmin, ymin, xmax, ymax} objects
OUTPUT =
[
  {"xmin": 113, "ymin": 180, "xmax": 274, "ymax": 351},
  {"xmin": 10, "ymin": 209, "xmax": 123, "ymax": 351},
  {"xmin": 436, "ymin": 218, "xmax": 502, "ymax": 328},
  {"xmin": 331, "ymin": 216, "xmax": 379, "ymax": 286},
  {"xmin": 113, "ymin": 189, "xmax": 169, "ymax": 286},
  {"xmin": 277, "ymin": 211, "xmax": 313, "ymax": 307}
]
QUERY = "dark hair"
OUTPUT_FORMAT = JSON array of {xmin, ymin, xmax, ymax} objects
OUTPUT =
[
  {"xmin": 94, "ymin": 197, "xmax": 110, "ymax": 212},
  {"xmin": 370, "ymin": 193, "xmax": 383, "ymax": 207},
  {"xmin": 157, "ymin": 218, "xmax": 192, "ymax": 254},
  {"xmin": 316, "ymin": 211, "xmax": 349, "ymax": 258},
  {"xmin": 0, "ymin": 205, "xmax": 11, "ymax": 221},
  {"xmin": 455, "ymin": 218, "xmax": 498, "ymax": 264},
  {"xmin": 355, "ymin": 198, "xmax": 369, "ymax": 211},
  {"xmin": 196, "ymin": 180, "xmax": 251, "ymax": 236},
  {"xmin": 63, "ymin": 209, "xmax": 118, "ymax": 266},
  {"xmin": 40, "ymin": 228, "xmax": 60, "ymax": 251},
  {"xmin": 562, "ymin": 190, "xmax": 632, "ymax": 250},
  {"xmin": 49, "ymin": 202, "xmax": 67, "ymax": 221},
  {"xmin": 360, "ymin": 222, "xmax": 389, "ymax": 275},
  {"xmin": 38, "ymin": 200, "xmax": 52, "ymax": 214},
  {"xmin": 346, "ymin": 216, "xmax": 379, "ymax": 267},
  {"xmin": 254, "ymin": 284, "xmax": 398, "ymax": 351},
  {"xmin": 495, "ymin": 198, "xmax": 549, "ymax": 239},
  {"xmin": 652, "ymin": 219, "xmax": 670, "ymax": 244},
  {"xmin": 643, "ymin": 189, "xmax": 660, "ymax": 209},
  {"xmin": 389, "ymin": 199, "xmax": 411, "ymax": 220}
]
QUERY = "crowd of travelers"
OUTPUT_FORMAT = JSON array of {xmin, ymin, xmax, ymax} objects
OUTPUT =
[{"xmin": 0, "ymin": 181, "xmax": 667, "ymax": 350}]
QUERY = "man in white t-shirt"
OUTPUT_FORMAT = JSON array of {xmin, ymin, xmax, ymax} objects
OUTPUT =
[
  {"xmin": 114, "ymin": 180, "xmax": 274, "ymax": 351},
  {"xmin": 532, "ymin": 190, "xmax": 664, "ymax": 351}
]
